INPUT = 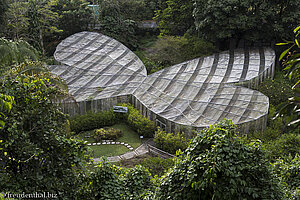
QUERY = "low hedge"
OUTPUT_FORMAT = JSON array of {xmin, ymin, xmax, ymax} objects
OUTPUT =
[
  {"xmin": 70, "ymin": 103, "xmax": 156, "ymax": 137},
  {"xmin": 70, "ymin": 110, "xmax": 116, "ymax": 133},
  {"xmin": 118, "ymin": 103, "xmax": 156, "ymax": 137},
  {"xmin": 154, "ymin": 128, "xmax": 189, "ymax": 154}
]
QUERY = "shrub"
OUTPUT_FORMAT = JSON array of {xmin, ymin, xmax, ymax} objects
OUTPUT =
[
  {"xmin": 86, "ymin": 160, "xmax": 125, "ymax": 200},
  {"xmin": 248, "ymin": 104, "xmax": 285, "ymax": 142},
  {"xmin": 118, "ymin": 103, "xmax": 156, "ymax": 137},
  {"xmin": 134, "ymin": 50, "xmax": 166, "ymax": 74},
  {"xmin": 154, "ymin": 128, "xmax": 189, "ymax": 154},
  {"xmin": 123, "ymin": 165, "xmax": 153, "ymax": 198},
  {"xmin": 155, "ymin": 120, "xmax": 284, "ymax": 200},
  {"xmin": 140, "ymin": 157, "xmax": 174, "ymax": 176},
  {"xmin": 92, "ymin": 127, "xmax": 123, "ymax": 142},
  {"xmin": 148, "ymin": 35, "xmax": 216, "ymax": 67},
  {"xmin": 254, "ymin": 71, "xmax": 293, "ymax": 106},
  {"xmin": 70, "ymin": 110, "xmax": 116, "ymax": 133},
  {"xmin": 272, "ymin": 155, "xmax": 300, "ymax": 199},
  {"xmin": 70, "ymin": 103, "xmax": 156, "ymax": 137},
  {"xmin": 265, "ymin": 133, "xmax": 300, "ymax": 159},
  {"xmin": 81, "ymin": 159, "xmax": 154, "ymax": 199}
]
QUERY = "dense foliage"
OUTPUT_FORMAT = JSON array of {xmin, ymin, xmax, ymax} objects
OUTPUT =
[
  {"xmin": 119, "ymin": 0, "xmax": 157, "ymax": 22},
  {"xmin": 49, "ymin": 0, "xmax": 93, "ymax": 39},
  {"xmin": 154, "ymin": 0, "xmax": 194, "ymax": 36},
  {"xmin": 153, "ymin": 120, "xmax": 283, "ymax": 199},
  {"xmin": 120, "ymin": 103, "xmax": 156, "ymax": 137},
  {"xmin": 0, "ymin": 70, "xmax": 89, "ymax": 199},
  {"xmin": 80, "ymin": 160, "xmax": 153, "ymax": 199},
  {"xmin": 27, "ymin": 0, "xmax": 62, "ymax": 55},
  {"xmin": 272, "ymin": 156, "xmax": 300, "ymax": 199},
  {"xmin": 277, "ymin": 25, "xmax": 300, "ymax": 127},
  {"xmin": 4, "ymin": 1, "xmax": 29, "ymax": 40},
  {"xmin": 98, "ymin": 0, "xmax": 138, "ymax": 49},
  {"xmin": 84, "ymin": 160, "xmax": 125, "ymax": 199},
  {"xmin": 193, "ymin": 0, "xmax": 300, "ymax": 43},
  {"xmin": 139, "ymin": 156, "xmax": 174, "ymax": 176},
  {"xmin": 140, "ymin": 34, "xmax": 216, "ymax": 73},
  {"xmin": 3, "ymin": 0, "xmax": 93, "ymax": 55},
  {"xmin": 0, "ymin": 38, "xmax": 39, "ymax": 74},
  {"xmin": 254, "ymin": 71, "xmax": 293, "ymax": 106},
  {"xmin": 154, "ymin": 127, "xmax": 189, "ymax": 154},
  {"xmin": 0, "ymin": 0, "xmax": 8, "ymax": 33},
  {"xmin": 265, "ymin": 133, "xmax": 300, "ymax": 159},
  {"xmin": 69, "ymin": 110, "xmax": 116, "ymax": 133},
  {"xmin": 0, "ymin": 94, "xmax": 14, "ymax": 129}
]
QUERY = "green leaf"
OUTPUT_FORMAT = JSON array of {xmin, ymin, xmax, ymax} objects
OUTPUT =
[
  {"xmin": 276, "ymin": 42, "xmax": 289, "ymax": 46},
  {"xmin": 279, "ymin": 46, "xmax": 292, "ymax": 61},
  {"xmin": 294, "ymin": 26, "xmax": 300, "ymax": 33},
  {"xmin": 296, "ymin": 39, "xmax": 300, "ymax": 48},
  {"xmin": 0, "ymin": 120, "xmax": 4, "ymax": 128},
  {"xmin": 293, "ymin": 80, "xmax": 300, "ymax": 89}
]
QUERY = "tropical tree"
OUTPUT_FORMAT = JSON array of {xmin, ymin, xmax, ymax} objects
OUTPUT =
[
  {"xmin": 27, "ymin": 0, "xmax": 62, "ymax": 55},
  {"xmin": 5, "ymin": 1, "xmax": 29, "ymax": 40},
  {"xmin": 154, "ymin": 0, "xmax": 194, "ymax": 36},
  {"xmin": 118, "ymin": 0, "xmax": 166, "ymax": 22},
  {"xmin": 277, "ymin": 26, "xmax": 300, "ymax": 127},
  {"xmin": 0, "ymin": 38, "xmax": 39, "ymax": 74},
  {"xmin": 193, "ymin": 0, "xmax": 300, "ymax": 44},
  {"xmin": 98, "ymin": 0, "xmax": 138, "ymax": 49},
  {"xmin": 49, "ymin": 0, "xmax": 93, "ymax": 39},
  {"xmin": 0, "ymin": 69, "xmax": 89, "ymax": 199}
]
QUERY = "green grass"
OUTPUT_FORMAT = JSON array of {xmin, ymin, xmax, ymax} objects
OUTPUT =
[
  {"xmin": 77, "ymin": 131, "xmax": 94, "ymax": 143},
  {"xmin": 76, "ymin": 123, "xmax": 142, "ymax": 157},
  {"xmin": 90, "ymin": 145, "xmax": 130, "ymax": 157},
  {"xmin": 112, "ymin": 123, "xmax": 141, "ymax": 149}
]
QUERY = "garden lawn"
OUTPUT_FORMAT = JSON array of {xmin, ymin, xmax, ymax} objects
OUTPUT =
[
  {"xmin": 112, "ymin": 123, "xmax": 141, "ymax": 149},
  {"xmin": 90, "ymin": 145, "xmax": 130, "ymax": 157},
  {"xmin": 77, "ymin": 123, "xmax": 142, "ymax": 157}
]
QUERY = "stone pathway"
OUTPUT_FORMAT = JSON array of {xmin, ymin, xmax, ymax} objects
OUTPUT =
[
  {"xmin": 87, "ymin": 140, "xmax": 134, "ymax": 151},
  {"xmin": 93, "ymin": 142, "xmax": 149, "ymax": 163}
]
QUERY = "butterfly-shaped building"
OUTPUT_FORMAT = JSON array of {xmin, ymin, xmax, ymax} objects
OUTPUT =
[{"xmin": 50, "ymin": 32, "xmax": 275, "ymax": 134}]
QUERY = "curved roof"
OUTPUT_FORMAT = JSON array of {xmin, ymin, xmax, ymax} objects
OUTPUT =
[
  {"xmin": 51, "ymin": 31, "xmax": 275, "ymax": 128},
  {"xmin": 52, "ymin": 31, "xmax": 147, "ymax": 101}
]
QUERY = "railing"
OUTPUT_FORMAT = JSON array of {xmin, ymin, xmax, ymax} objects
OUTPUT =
[{"xmin": 147, "ymin": 144, "xmax": 175, "ymax": 158}]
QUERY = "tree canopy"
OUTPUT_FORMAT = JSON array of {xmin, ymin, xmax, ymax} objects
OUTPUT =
[{"xmin": 193, "ymin": 0, "xmax": 300, "ymax": 43}]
